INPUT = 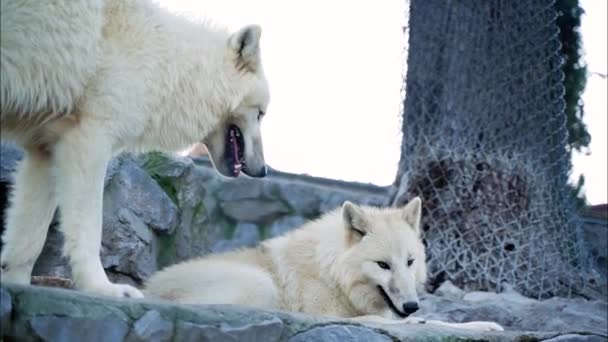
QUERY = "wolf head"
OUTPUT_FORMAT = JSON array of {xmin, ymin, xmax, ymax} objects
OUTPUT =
[
  {"xmin": 204, "ymin": 25, "xmax": 269, "ymax": 179},
  {"xmin": 338, "ymin": 197, "xmax": 427, "ymax": 319}
]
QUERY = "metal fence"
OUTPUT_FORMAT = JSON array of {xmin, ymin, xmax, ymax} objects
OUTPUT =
[{"xmin": 391, "ymin": 0, "xmax": 592, "ymax": 298}]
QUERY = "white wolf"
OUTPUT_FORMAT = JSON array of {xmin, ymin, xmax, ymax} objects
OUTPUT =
[
  {"xmin": 0, "ymin": 0, "xmax": 270, "ymax": 298},
  {"xmin": 145, "ymin": 198, "xmax": 504, "ymax": 331}
]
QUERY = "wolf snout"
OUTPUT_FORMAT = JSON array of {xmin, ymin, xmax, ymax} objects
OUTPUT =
[{"xmin": 402, "ymin": 301, "xmax": 419, "ymax": 315}]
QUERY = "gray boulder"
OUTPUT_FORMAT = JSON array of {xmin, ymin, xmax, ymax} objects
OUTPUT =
[
  {"xmin": 105, "ymin": 157, "xmax": 178, "ymax": 235},
  {"xmin": 290, "ymin": 325, "xmax": 392, "ymax": 342},
  {"xmin": 29, "ymin": 315, "xmax": 129, "ymax": 342},
  {"xmin": 126, "ymin": 310, "xmax": 173, "ymax": 342},
  {"xmin": 268, "ymin": 216, "xmax": 307, "ymax": 238},
  {"xmin": 421, "ymin": 283, "xmax": 608, "ymax": 336},
  {"xmin": 0, "ymin": 144, "xmax": 22, "ymax": 183},
  {"xmin": 2, "ymin": 284, "xmax": 606, "ymax": 342},
  {"xmin": 212, "ymin": 223, "xmax": 261, "ymax": 253},
  {"xmin": 174, "ymin": 317, "xmax": 283, "ymax": 342},
  {"xmin": 220, "ymin": 199, "xmax": 290, "ymax": 223},
  {"xmin": 0, "ymin": 287, "xmax": 11, "ymax": 335}
]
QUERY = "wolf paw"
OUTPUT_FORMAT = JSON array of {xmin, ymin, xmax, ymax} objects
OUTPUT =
[
  {"xmin": 465, "ymin": 321, "xmax": 504, "ymax": 332},
  {"xmin": 404, "ymin": 316, "xmax": 427, "ymax": 324},
  {"xmin": 82, "ymin": 282, "xmax": 144, "ymax": 299},
  {"xmin": 0, "ymin": 266, "xmax": 32, "ymax": 285}
]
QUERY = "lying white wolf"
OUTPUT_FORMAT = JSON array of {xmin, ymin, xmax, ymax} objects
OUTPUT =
[
  {"xmin": 145, "ymin": 198, "xmax": 504, "ymax": 331},
  {"xmin": 0, "ymin": 0, "xmax": 270, "ymax": 298}
]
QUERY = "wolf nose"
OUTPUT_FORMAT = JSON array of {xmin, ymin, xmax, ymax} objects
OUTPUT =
[
  {"xmin": 259, "ymin": 165, "xmax": 268, "ymax": 177},
  {"xmin": 402, "ymin": 301, "xmax": 419, "ymax": 315},
  {"xmin": 247, "ymin": 165, "xmax": 267, "ymax": 178}
]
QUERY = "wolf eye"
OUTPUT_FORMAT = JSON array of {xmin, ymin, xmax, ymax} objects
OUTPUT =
[
  {"xmin": 407, "ymin": 258, "xmax": 415, "ymax": 267},
  {"xmin": 257, "ymin": 110, "xmax": 264, "ymax": 121},
  {"xmin": 376, "ymin": 261, "xmax": 391, "ymax": 270}
]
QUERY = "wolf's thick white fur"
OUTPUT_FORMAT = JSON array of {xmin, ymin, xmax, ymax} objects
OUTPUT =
[
  {"xmin": 0, "ymin": 0, "xmax": 270, "ymax": 298},
  {"xmin": 145, "ymin": 198, "xmax": 504, "ymax": 332}
]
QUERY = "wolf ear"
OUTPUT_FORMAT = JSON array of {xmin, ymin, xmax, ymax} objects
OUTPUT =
[
  {"xmin": 229, "ymin": 25, "xmax": 262, "ymax": 73},
  {"xmin": 342, "ymin": 201, "xmax": 368, "ymax": 241},
  {"xmin": 402, "ymin": 197, "xmax": 422, "ymax": 233}
]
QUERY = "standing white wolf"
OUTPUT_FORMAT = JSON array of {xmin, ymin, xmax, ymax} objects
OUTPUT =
[
  {"xmin": 145, "ymin": 198, "xmax": 503, "ymax": 331},
  {"xmin": 0, "ymin": 0, "xmax": 270, "ymax": 298}
]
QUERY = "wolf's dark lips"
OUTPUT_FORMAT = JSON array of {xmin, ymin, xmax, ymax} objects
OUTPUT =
[
  {"xmin": 377, "ymin": 285, "xmax": 408, "ymax": 318},
  {"xmin": 225, "ymin": 124, "xmax": 245, "ymax": 177}
]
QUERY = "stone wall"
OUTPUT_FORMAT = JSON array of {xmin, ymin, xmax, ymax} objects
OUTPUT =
[{"xmin": 2, "ymin": 283, "xmax": 606, "ymax": 341}]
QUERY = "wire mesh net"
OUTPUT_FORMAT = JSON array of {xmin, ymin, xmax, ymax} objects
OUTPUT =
[{"xmin": 391, "ymin": 0, "xmax": 592, "ymax": 299}]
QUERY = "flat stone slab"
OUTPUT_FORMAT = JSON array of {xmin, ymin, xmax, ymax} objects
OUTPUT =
[{"xmin": 2, "ymin": 283, "xmax": 605, "ymax": 342}]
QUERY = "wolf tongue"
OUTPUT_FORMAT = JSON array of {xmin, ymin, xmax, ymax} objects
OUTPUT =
[{"xmin": 230, "ymin": 128, "xmax": 242, "ymax": 175}]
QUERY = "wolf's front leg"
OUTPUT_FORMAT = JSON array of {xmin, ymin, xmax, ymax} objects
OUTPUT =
[
  {"xmin": 349, "ymin": 316, "xmax": 503, "ymax": 332},
  {"xmin": 348, "ymin": 315, "xmax": 426, "ymax": 325},
  {"xmin": 424, "ymin": 319, "xmax": 504, "ymax": 332},
  {"xmin": 1, "ymin": 149, "xmax": 57, "ymax": 284},
  {"xmin": 53, "ymin": 125, "xmax": 143, "ymax": 299}
]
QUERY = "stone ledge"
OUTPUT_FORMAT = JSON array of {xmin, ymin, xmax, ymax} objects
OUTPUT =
[
  {"xmin": 191, "ymin": 156, "xmax": 392, "ymax": 197},
  {"xmin": 2, "ymin": 284, "xmax": 604, "ymax": 342}
]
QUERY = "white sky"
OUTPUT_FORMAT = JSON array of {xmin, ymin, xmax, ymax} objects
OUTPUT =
[
  {"xmin": 156, "ymin": 0, "xmax": 405, "ymax": 186},
  {"xmin": 157, "ymin": 0, "xmax": 606, "ymax": 204},
  {"xmin": 571, "ymin": 0, "xmax": 607, "ymax": 205}
]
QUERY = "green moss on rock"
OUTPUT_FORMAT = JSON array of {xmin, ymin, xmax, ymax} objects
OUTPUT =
[
  {"xmin": 157, "ymin": 233, "xmax": 177, "ymax": 269},
  {"xmin": 141, "ymin": 152, "xmax": 180, "ymax": 206}
]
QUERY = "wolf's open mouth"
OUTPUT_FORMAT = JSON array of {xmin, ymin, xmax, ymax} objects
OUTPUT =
[
  {"xmin": 226, "ymin": 124, "xmax": 245, "ymax": 177},
  {"xmin": 377, "ymin": 285, "xmax": 408, "ymax": 318}
]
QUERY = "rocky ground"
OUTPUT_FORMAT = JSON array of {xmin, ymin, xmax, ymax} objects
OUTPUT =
[
  {"xmin": 0, "ymin": 144, "xmax": 606, "ymax": 341},
  {"xmin": 1, "ymin": 282, "xmax": 606, "ymax": 341}
]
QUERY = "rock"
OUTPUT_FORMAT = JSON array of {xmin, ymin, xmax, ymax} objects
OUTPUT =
[
  {"xmin": 106, "ymin": 158, "xmax": 179, "ymax": 234},
  {"xmin": 463, "ymin": 287, "xmax": 538, "ymax": 306},
  {"xmin": 215, "ymin": 177, "xmax": 267, "ymax": 202},
  {"xmin": 0, "ymin": 144, "xmax": 22, "ymax": 183},
  {"xmin": 138, "ymin": 152, "xmax": 193, "ymax": 179},
  {"xmin": 418, "ymin": 289, "xmax": 607, "ymax": 337},
  {"xmin": 100, "ymin": 157, "xmax": 185, "ymax": 282},
  {"xmin": 107, "ymin": 272, "xmax": 140, "ymax": 288},
  {"xmin": 29, "ymin": 315, "xmax": 129, "ymax": 342},
  {"xmin": 316, "ymin": 192, "xmax": 385, "ymax": 217},
  {"xmin": 2, "ymin": 284, "xmax": 606, "ymax": 342},
  {"xmin": 100, "ymin": 206, "xmax": 158, "ymax": 282},
  {"xmin": 497, "ymin": 283, "xmax": 539, "ymax": 305},
  {"xmin": 32, "ymin": 224, "xmax": 72, "ymax": 279},
  {"xmin": 279, "ymin": 184, "xmax": 322, "ymax": 216},
  {"xmin": 462, "ymin": 291, "xmax": 503, "ymax": 302},
  {"xmin": 579, "ymin": 215, "xmax": 608, "ymax": 300},
  {"xmin": 0, "ymin": 287, "xmax": 11, "ymax": 334},
  {"xmin": 318, "ymin": 193, "xmax": 347, "ymax": 213},
  {"xmin": 220, "ymin": 200, "xmax": 290, "ymax": 223},
  {"xmin": 521, "ymin": 297, "xmax": 608, "ymax": 336},
  {"xmin": 174, "ymin": 317, "xmax": 283, "ymax": 342},
  {"xmin": 0, "ymin": 145, "xmax": 22, "ymax": 245},
  {"xmin": 290, "ymin": 325, "xmax": 392, "ymax": 342},
  {"xmin": 126, "ymin": 310, "xmax": 173, "ymax": 342},
  {"xmin": 212, "ymin": 223, "xmax": 260, "ymax": 253},
  {"xmin": 434, "ymin": 280, "xmax": 464, "ymax": 300},
  {"xmin": 104, "ymin": 155, "xmax": 126, "ymax": 187},
  {"xmin": 580, "ymin": 215, "xmax": 607, "ymax": 278},
  {"xmin": 268, "ymin": 216, "xmax": 307, "ymax": 238}
]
